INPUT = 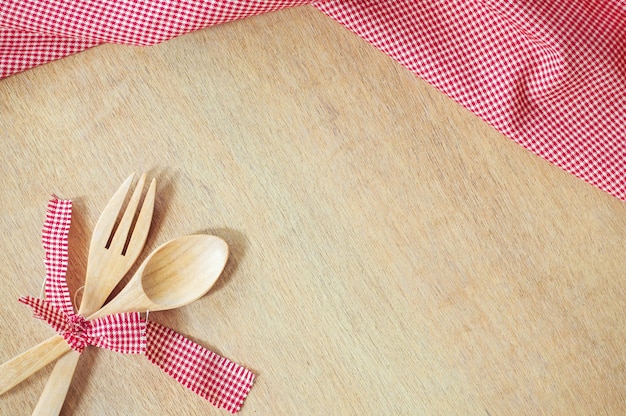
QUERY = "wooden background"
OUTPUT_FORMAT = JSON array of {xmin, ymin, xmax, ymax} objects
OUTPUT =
[{"xmin": 1, "ymin": 6, "xmax": 624, "ymax": 415}]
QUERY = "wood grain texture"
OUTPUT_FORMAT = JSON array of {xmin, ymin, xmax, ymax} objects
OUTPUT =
[{"xmin": 1, "ymin": 6, "xmax": 624, "ymax": 416}]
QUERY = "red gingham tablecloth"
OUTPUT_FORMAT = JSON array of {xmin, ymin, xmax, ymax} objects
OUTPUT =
[{"xmin": 1, "ymin": 1, "xmax": 624, "ymax": 200}]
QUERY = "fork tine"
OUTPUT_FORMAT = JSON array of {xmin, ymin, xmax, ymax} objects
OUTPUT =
[
  {"xmin": 123, "ymin": 178, "xmax": 156, "ymax": 261},
  {"xmin": 108, "ymin": 173, "xmax": 147, "ymax": 253},
  {"xmin": 89, "ymin": 174, "xmax": 134, "ymax": 253},
  {"xmin": 81, "ymin": 173, "xmax": 154, "ymax": 314}
]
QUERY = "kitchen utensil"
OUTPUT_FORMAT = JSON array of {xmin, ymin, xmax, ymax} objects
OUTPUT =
[
  {"xmin": 0, "ymin": 234, "xmax": 228, "ymax": 395},
  {"xmin": 33, "ymin": 173, "xmax": 155, "ymax": 415}
]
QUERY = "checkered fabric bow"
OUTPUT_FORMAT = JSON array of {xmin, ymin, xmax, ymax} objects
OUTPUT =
[
  {"xmin": 19, "ymin": 296, "xmax": 146, "ymax": 354},
  {"xmin": 20, "ymin": 197, "xmax": 254, "ymax": 414}
]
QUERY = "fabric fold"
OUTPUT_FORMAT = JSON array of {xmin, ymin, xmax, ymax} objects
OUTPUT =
[{"xmin": 315, "ymin": 0, "xmax": 625, "ymax": 200}]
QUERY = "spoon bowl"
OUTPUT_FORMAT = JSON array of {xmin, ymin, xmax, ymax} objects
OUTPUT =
[{"xmin": 94, "ymin": 234, "xmax": 229, "ymax": 318}]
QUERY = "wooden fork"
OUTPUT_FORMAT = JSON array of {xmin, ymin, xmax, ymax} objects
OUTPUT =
[
  {"xmin": 0, "ymin": 175, "xmax": 155, "ymax": 410},
  {"xmin": 30, "ymin": 173, "xmax": 156, "ymax": 415}
]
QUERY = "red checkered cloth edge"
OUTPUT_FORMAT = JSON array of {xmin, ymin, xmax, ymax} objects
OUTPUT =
[
  {"xmin": 20, "ymin": 197, "xmax": 254, "ymax": 413},
  {"xmin": 0, "ymin": 1, "xmax": 624, "ymax": 200},
  {"xmin": 315, "ymin": 0, "xmax": 626, "ymax": 200},
  {"xmin": 0, "ymin": 0, "xmax": 313, "ymax": 76}
]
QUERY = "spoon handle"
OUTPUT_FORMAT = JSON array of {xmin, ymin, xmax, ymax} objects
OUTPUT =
[{"xmin": 0, "ymin": 335, "xmax": 70, "ymax": 395}]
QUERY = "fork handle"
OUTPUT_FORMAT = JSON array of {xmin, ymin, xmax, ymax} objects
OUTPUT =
[
  {"xmin": 32, "ymin": 351, "xmax": 80, "ymax": 416},
  {"xmin": 0, "ymin": 335, "xmax": 70, "ymax": 395}
]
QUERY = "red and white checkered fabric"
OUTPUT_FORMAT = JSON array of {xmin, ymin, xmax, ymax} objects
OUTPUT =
[
  {"xmin": 42, "ymin": 197, "xmax": 74, "ymax": 314},
  {"xmin": 20, "ymin": 197, "xmax": 255, "ymax": 413},
  {"xmin": 146, "ymin": 320, "xmax": 255, "ymax": 413},
  {"xmin": 315, "ymin": 0, "xmax": 626, "ymax": 200},
  {"xmin": 0, "ymin": 0, "xmax": 312, "ymax": 76},
  {"xmin": 20, "ymin": 295, "xmax": 147, "ymax": 354},
  {"xmin": 0, "ymin": 1, "xmax": 624, "ymax": 200}
]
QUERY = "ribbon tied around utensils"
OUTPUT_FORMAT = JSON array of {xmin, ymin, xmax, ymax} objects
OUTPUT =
[
  {"xmin": 18, "ymin": 296, "xmax": 146, "ymax": 354},
  {"xmin": 19, "ymin": 197, "xmax": 254, "ymax": 414}
]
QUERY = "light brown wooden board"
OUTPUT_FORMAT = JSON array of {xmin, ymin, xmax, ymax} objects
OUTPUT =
[{"xmin": 1, "ymin": 6, "xmax": 624, "ymax": 416}]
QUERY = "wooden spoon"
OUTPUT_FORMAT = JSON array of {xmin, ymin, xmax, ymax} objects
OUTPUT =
[{"xmin": 0, "ymin": 234, "xmax": 228, "ymax": 395}]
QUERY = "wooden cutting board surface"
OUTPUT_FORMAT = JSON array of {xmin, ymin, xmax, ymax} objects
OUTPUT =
[{"xmin": 1, "ymin": 6, "xmax": 624, "ymax": 416}]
